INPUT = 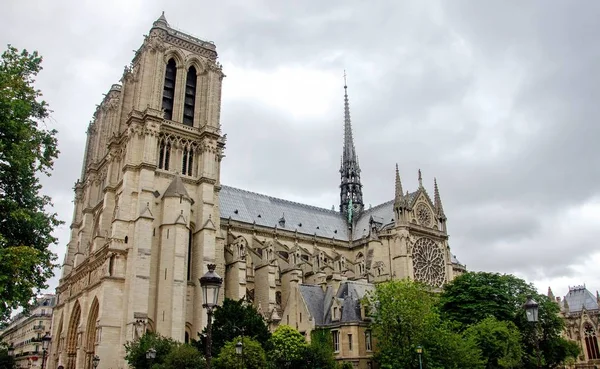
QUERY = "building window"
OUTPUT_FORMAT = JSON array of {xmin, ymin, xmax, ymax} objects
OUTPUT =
[
  {"xmin": 182, "ymin": 148, "xmax": 194, "ymax": 176},
  {"xmin": 162, "ymin": 58, "xmax": 177, "ymax": 120},
  {"xmin": 183, "ymin": 66, "xmax": 197, "ymax": 126},
  {"xmin": 348, "ymin": 333, "xmax": 353, "ymax": 351},
  {"xmin": 365, "ymin": 330, "xmax": 372, "ymax": 351},
  {"xmin": 585, "ymin": 323, "xmax": 600, "ymax": 360},
  {"xmin": 333, "ymin": 307, "xmax": 338, "ymax": 320},
  {"xmin": 332, "ymin": 330, "xmax": 340, "ymax": 353},
  {"xmin": 299, "ymin": 313, "xmax": 302, "ymax": 323},
  {"xmin": 187, "ymin": 228, "xmax": 193, "ymax": 281},
  {"xmin": 158, "ymin": 140, "xmax": 171, "ymax": 170}
]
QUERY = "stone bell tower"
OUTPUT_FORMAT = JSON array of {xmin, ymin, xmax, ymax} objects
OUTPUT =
[{"xmin": 50, "ymin": 13, "xmax": 226, "ymax": 369}]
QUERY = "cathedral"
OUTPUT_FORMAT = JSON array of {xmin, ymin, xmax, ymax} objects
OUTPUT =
[{"xmin": 48, "ymin": 14, "xmax": 465, "ymax": 369}]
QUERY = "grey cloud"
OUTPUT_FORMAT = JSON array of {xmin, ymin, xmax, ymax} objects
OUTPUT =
[{"xmin": 2, "ymin": 0, "xmax": 600, "ymax": 291}]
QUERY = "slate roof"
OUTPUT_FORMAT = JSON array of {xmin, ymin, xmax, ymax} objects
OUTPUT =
[
  {"xmin": 298, "ymin": 284, "xmax": 327, "ymax": 325},
  {"xmin": 219, "ymin": 185, "xmax": 350, "ymax": 240},
  {"xmin": 298, "ymin": 281, "xmax": 375, "ymax": 326},
  {"xmin": 564, "ymin": 286, "xmax": 599, "ymax": 312},
  {"xmin": 163, "ymin": 175, "xmax": 191, "ymax": 200}
]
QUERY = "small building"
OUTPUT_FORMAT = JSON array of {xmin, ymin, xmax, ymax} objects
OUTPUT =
[
  {"xmin": 282, "ymin": 279, "xmax": 376, "ymax": 368},
  {"xmin": 551, "ymin": 285, "xmax": 600, "ymax": 368},
  {"xmin": 0, "ymin": 294, "xmax": 56, "ymax": 369}
]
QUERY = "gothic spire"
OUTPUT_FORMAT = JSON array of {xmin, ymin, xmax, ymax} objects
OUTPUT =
[
  {"xmin": 418, "ymin": 169, "xmax": 423, "ymax": 188},
  {"xmin": 434, "ymin": 177, "xmax": 446, "ymax": 219},
  {"xmin": 342, "ymin": 71, "xmax": 358, "ymax": 167},
  {"xmin": 339, "ymin": 71, "xmax": 363, "ymax": 220},
  {"xmin": 395, "ymin": 164, "xmax": 404, "ymax": 200}
]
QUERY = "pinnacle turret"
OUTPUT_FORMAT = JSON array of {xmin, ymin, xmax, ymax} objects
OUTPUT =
[
  {"xmin": 434, "ymin": 178, "xmax": 446, "ymax": 220},
  {"xmin": 153, "ymin": 11, "xmax": 170, "ymax": 29},
  {"xmin": 339, "ymin": 71, "xmax": 363, "ymax": 221}
]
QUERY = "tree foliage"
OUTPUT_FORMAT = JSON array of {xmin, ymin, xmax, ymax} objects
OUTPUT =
[
  {"xmin": 195, "ymin": 298, "xmax": 270, "ymax": 357},
  {"xmin": 0, "ymin": 343, "xmax": 15, "ymax": 369},
  {"xmin": 463, "ymin": 317, "xmax": 522, "ymax": 368},
  {"xmin": 213, "ymin": 336, "xmax": 266, "ymax": 369},
  {"xmin": 159, "ymin": 344, "xmax": 206, "ymax": 369},
  {"xmin": 439, "ymin": 272, "xmax": 579, "ymax": 368},
  {"xmin": 124, "ymin": 332, "xmax": 180, "ymax": 369},
  {"xmin": 366, "ymin": 279, "xmax": 484, "ymax": 369},
  {"xmin": 439, "ymin": 272, "xmax": 535, "ymax": 327},
  {"xmin": 304, "ymin": 329, "xmax": 338, "ymax": 369},
  {"xmin": 266, "ymin": 325, "xmax": 308, "ymax": 368},
  {"xmin": 0, "ymin": 44, "xmax": 61, "ymax": 320}
]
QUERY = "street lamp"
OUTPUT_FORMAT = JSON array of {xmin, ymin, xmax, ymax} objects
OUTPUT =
[
  {"xmin": 523, "ymin": 296, "xmax": 541, "ymax": 369},
  {"xmin": 416, "ymin": 345, "xmax": 423, "ymax": 369},
  {"xmin": 235, "ymin": 340, "xmax": 243, "ymax": 369},
  {"xmin": 146, "ymin": 348, "xmax": 156, "ymax": 368},
  {"xmin": 92, "ymin": 355, "xmax": 100, "ymax": 368},
  {"xmin": 200, "ymin": 264, "xmax": 222, "ymax": 369},
  {"xmin": 41, "ymin": 332, "xmax": 51, "ymax": 369}
]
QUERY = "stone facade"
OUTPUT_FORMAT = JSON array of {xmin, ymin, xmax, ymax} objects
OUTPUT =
[
  {"xmin": 49, "ymin": 13, "xmax": 465, "ymax": 368},
  {"xmin": 551, "ymin": 286, "xmax": 600, "ymax": 368},
  {"xmin": 0, "ymin": 294, "xmax": 56, "ymax": 369}
]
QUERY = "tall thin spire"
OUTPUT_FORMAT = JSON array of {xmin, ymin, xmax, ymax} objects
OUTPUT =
[
  {"xmin": 395, "ymin": 164, "xmax": 404, "ymax": 200},
  {"xmin": 339, "ymin": 71, "xmax": 363, "ymax": 221},
  {"xmin": 342, "ymin": 70, "xmax": 357, "ymax": 165},
  {"xmin": 434, "ymin": 178, "xmax": 446, "ymax": 220},
  {"xmin": 418, "ymin": 169, "xmax": 423, "ymax": 188}
]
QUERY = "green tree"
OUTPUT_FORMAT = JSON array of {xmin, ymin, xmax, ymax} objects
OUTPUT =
[
  {"xmin": 266, "ymin": 325, "xmax": 308, "ymax": 368},
  {"xmin": 213, "ymin": 336, "xmax": 267, "ymax": 369},
  {"xmin": 195, "ymin": 298, "xmax": 270, "ymax": 357},
  {"xmin": 439, "ymin": 272, "xmax": 579, "ymax": 368},
  {"xmin": 439, "ymin": 272, "xmax": 535, "ymax": 327},
  {"xmin": 303, "ymin": 329, "xmax": 338, "ymax": 369},
  {"xmin": 0, "ymin": 45, "xmax": 61, "ymax": 321},
  {"xmin": 0, "ymin": 343, "xmax": 15, "ymax": 369},
  {"xmin": 124, "ymin": 332, "xmax": 179, "ymax": 369},
  {"xmin": 159, "ymin": 344, "xmax": 206, "ymax": 369},
  {"xmin": 365, "ymin": 279, "xmax": 484, "ymax": 369},
  {"xmin": 463, "ymin": 317, "xmax": 522, "ymax": 368}
]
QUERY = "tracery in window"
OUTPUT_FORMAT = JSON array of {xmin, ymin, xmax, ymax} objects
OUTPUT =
[
  {"xmin": 162, "ymin": 58, "xmax": 177, "ymax": 120},
  {"xmin": 182, "ymin": 147, "xmax": 194, "ymax": 176},
  {"xmin": 183, "ymin": 66, "xmax": 197, "ymax": 126},
  {"xmin": 158, "ymin": 140, "xmax": 171, "ymax": 170},
  {"xmin": 585, "ymin": 323, "xmax": 600, "ymax": 360},
  {"xmin": 412, "ymin": 237, "xmax": 445, "ymax": 287}
]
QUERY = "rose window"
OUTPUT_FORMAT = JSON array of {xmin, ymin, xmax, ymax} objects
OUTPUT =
[
  {"xmin": 412, "ymin": 237, "xmax": 445, "ymax": 287},
  {"xmin": 416, "ymin": 203, "xmax": 432, "ymax": 227}
]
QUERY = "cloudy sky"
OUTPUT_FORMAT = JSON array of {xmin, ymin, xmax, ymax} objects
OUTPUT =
[{"xmin": 2, "ymin": 0, "xmax": 599, "ymax": 299}]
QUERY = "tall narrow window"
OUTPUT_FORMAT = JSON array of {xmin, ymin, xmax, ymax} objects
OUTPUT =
[
  {"xmin": 187, "ymin": 228, "xmax": 193, "ymax": 281},
  {"xmin": 585, "ymin": 323, "xmax": 600, "ymax": 360},
  {"xmin": 332, "ymin": 331, "xmax": 340, "ymax": 352},
  {"xmin": 162, "ymin": 58, "xmax": 177, "ymax": 120},
  {"xmin": 158, "ymin": 140, "xmax": 171, "ymax": 170},
  {"xmin": 182, "ymin": 148, "xmax": 194, "ymax": 176},
  {"xmin": 183, "ymin": 66, "xmax": 197, "ymax": 126},
  {"xmin": 348, "ymin": 334, "xmax": 353, "ymax": 351}
]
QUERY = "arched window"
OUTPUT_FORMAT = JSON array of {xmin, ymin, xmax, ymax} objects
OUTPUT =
[
  {"xmin": 183, "ymin": 66, "xmax": 197, "ymax": 126},
  {"xmin": 158, "ymin": 140, "xmax": 171, "ymax": 170},
  {"xmin": 162, "ymin": 58, "xmax": 177, "ymax": 120},
  {"xmin": 182, "ymin": 147, "xmax": 194, "ymax": 176},
  {"xmin": 585, "ymin": 323, "xmax": 600, "ymax": 360}
]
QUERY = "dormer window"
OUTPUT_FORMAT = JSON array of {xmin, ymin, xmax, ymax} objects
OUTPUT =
[
  {"xmin": 183, "ymin": 66, "xmax": 197, "ymax": 126},
  {"xmin": 162, "ymin": 58, "xmax": 177, "ymax": 120},
  {"xmin": 333, "ymin": 306, "xmax": 338, "ymax": 320}
]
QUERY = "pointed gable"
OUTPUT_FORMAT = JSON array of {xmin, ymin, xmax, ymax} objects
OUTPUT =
[{"xmin": 163, "ymin": 174, "xmax": 191, "ymax": 201}]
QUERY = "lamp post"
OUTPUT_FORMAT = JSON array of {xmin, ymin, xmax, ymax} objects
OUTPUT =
[
  {"xmin": 524, "ymin": 296, "xmax": 541, "ymax": 369},
  {"xmin": 235, "ymin": 340, "xmax": 243, "ymax": 369},
  {"xmin": 92, "ymin": 355, "xmax": 100, "ymax": 368},
  {"xmin": 146, "ymin": 348, "xmax": 156, "ymax": 368},
  {"xmin": 416, "ymin": 345, "xmax": 423, "ymax": 369},
  {"xmin": 41, "ymin": 332, "xmax": 51, "ymax": 369},
  {"xmin": 200, "ymin": 264, "xmax": 223, "ymax": 369}
]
